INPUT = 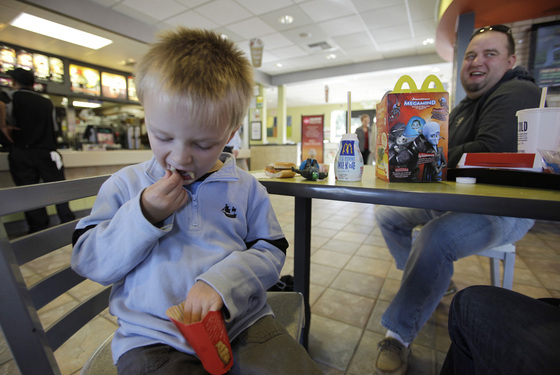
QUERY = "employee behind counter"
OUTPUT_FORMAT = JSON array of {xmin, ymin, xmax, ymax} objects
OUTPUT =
[{"xmin": 0, "ymin": 67, "xmax": 75, "ymax": 233}]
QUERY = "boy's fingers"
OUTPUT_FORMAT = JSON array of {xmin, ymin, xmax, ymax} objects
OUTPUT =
[{"xmin": 183, "ymin": 305, "xmax": 203, "ymax": 324}]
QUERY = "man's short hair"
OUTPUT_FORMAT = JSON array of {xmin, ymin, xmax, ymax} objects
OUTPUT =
[
  {"xmin": 360, "ymin": 114, "xmax": 370, "ymax": 121},
  {"xmin": 8, "ymin": 68, "xmax": 35, "ymax": 87},
  {"xmin": 470, "ymin": 25, "xmax": 515, "ymax": 56},
  {"xmin": 135, "ymin": 27, "xmax": 254, "ymax": 132}
]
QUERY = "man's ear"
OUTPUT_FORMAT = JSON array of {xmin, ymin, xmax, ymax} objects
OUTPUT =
[{"xmin": 507, "ymin": 54, "xmax": 517, "ymax": 69}]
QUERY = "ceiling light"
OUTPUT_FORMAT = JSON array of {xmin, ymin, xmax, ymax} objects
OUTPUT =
[
  {"xmin": 276, "ymin": 63, "xmax": 283, "ymax": 68},
  {"xmin": 73, "ymin": 100, "xmax": 102, "ymax": 108},
  {"xmin": 10, "ymin": 13, "xmax": 112, "ymax": 50},
  {"xmin": 278, "ymin": 15, "xmax": 294, "ymax": 24},
  {"xmin": 326, "ymin": 54, "xmax": 337, "ymax": 60},
  {"xmin": 422, "ymin": 38, "xmax": 434, "ymax": 46}
]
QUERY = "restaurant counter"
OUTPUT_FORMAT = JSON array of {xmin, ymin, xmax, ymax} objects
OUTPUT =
[{"xmin": 0, "ymin": 148, "xmax": 251, "ymax": 188}]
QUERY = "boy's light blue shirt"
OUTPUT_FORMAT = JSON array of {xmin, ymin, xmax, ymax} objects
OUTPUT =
[{"xmin": 71, "ymin": 154, "xmax": 287, "ymax": 363}]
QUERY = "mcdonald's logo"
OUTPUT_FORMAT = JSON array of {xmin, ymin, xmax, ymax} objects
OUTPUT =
[{"xmin": 340, "ymin": 140, "xmax": 355, "ymax": 156}]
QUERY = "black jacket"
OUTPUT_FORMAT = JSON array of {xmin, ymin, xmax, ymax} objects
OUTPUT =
[
  {"xmin": 448, "ymin": 66, "xmax": 541, "ymax": 167},
  {"xmin": 0, "ymin": 88, "xmax": 58, "ymax": 151}
]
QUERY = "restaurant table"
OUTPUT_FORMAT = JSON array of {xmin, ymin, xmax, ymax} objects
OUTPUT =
[{"xmin": 254, "ymin": 165, "xmax": 560, "ymax": 348}]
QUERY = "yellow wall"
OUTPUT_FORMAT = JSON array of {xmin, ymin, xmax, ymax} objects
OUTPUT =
[{"xmin": 262, "ymin": 102, "xmax": 371, "ymax": 144}]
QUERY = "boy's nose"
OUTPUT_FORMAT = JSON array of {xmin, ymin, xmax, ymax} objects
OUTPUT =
[{"xmin": 174, "ymin": 146, "xmax": 193, "ymax": 166}]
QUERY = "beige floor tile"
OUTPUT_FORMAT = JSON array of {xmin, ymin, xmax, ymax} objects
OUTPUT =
[
  {"xmin": 320, "ymin": 238, "xmax": 362, "ymax": 254},
  {"xmin": 311, "ymin": 249, "xmax": 352, "ymax": 268},
  {"xmin": 345, "ymin": 330, "xmax": 384, "ymax": 375},
  {"xmin": 332, "ymin": 230, "xmax": 370, "ymax": 244},
  {"xmin": 310, "ymin": 263, "xmax": 341, "ymax": 287},
  {"xmin": 330, "ymin": 270, "xmax": 385, "ymax": 299},
  {"xmin": 356, "ymin": 243, "xmax": 393, "ymax": 261},
  {"xmin": 308, "ymin": 315, "xmax": 363, "ymax": 371},
  {"xmin": 345, "ymin": 255, "xmax": 392, "ymax": 278},
  {"xmin": 312, "ymin": 288, "xmax": 375, "ymax": 328}
]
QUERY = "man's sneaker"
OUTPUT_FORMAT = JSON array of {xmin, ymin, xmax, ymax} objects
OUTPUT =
[
  {"xmin": 444, "ymin": 280, "xmax": 457, "ymax": 296},
  {"xmin": 375, "ymin": 338, "xmax": 410, "ymax": 375}
]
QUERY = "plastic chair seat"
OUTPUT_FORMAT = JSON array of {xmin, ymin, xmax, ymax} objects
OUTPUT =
[{"xmin": 412, "ymin": 226, "xmax": 516, "ymax": 289}]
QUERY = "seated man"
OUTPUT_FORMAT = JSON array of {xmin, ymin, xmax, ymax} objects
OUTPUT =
[{"xmin": 374, "ymin": 25, "xmax": 541, "ymax": 375}]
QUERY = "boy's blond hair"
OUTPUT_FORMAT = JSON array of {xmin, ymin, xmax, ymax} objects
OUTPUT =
[{"xmin": 135, "ymin": 27, "xmax": 254, "ymax": 132}]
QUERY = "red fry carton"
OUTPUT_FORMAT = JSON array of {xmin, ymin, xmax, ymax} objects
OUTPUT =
[
  {"xmin": 375, "ymin": 75, "xmax": 449, "ymax": 182},
  {"xmin": 166, "ymin": 304, "xmax": 233, "ymax": 375}
]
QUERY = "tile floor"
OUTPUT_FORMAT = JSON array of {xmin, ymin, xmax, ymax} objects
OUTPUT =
[{"xmin": 1, "ymin": 196, "xmax": 559, "ymax": 375}]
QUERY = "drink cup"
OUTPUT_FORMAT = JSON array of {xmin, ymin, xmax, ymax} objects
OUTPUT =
[{"xmin": 517, "ymin": 108, "xmax": 560, "ymax": 169}]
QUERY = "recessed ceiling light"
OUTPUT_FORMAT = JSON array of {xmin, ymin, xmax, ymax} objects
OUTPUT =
[
  {"xmin": 119, "ymin": 58, "xmax": 137, "ymax": 67},
  {"xmin": 276, "ymin": 63, "xmax": 283, "ymax": 68},
  {"xmin": 326, "ymin": 54, "xmax": 337, "ymax": 60},
  {"xmin": 278, "ymin": 15, "xmax": 294, "ymax": 24},
  {"xmin": 422, "ymin": 38, "xmax": 434, "ymax": 45},
  {"xmin": 10, "ymin": 13, "xmax": 112, "ymax": 50}
]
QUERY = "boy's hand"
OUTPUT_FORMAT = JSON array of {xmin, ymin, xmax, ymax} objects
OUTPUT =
[
  {"xmin": 141, "ymin": 169, "xmax": 189, "ymax": 224},
  {"xmin": 183, "ymin": 281, "xmax": 224, "ymax": 324}
]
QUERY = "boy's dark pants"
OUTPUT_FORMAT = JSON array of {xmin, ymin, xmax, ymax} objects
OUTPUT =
[{"xmin": 117, "ymin": 315, "xmax": 323, "ymax": 375}]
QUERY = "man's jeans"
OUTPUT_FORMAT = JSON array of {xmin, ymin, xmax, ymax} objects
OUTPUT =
[
  {"xmin": 441, "ymin": 286, "xmax": 560, "ymax": 375},
  {"xmin": 374, "ymin": 205, "xmax": 535, "ymax": 343}
]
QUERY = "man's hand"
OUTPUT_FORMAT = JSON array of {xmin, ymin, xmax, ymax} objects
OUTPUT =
[
  {"xmin": 140, "ymin": 169, "xmax": 189, "ymax": 224},
  {"xmin": 183, "ymin": 281, "xmax": 224, "ymax": 324}
]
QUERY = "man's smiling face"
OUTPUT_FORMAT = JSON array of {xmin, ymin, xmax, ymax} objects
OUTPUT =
[{"xmin": 460, "ymin": 31, "xmax": 516, "ymax": 100}]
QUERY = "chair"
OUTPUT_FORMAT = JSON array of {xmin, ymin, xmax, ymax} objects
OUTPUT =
[
  {"xmin": 0, "ymin": 175, "xmax": 305, "ymax": 375},
  {"xmin": 0, "ymin": 175, "xmax": 112, "ymax": 375},
  {"xmin": 412, "ymin": 227, "xmax": 516, "ymax": 289},
  {"xmin": 477, "ymin": 243, "xmax": 516, "ymax": 289}
]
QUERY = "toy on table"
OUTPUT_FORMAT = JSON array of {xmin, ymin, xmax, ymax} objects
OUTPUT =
[{"xmin": 291, "ymin": 158, "xmax": 328, "ymax": 181}]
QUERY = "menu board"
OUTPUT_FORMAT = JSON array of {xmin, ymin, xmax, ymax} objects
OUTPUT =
[
  {"xmin": 101, "ymin": 71, "xmax": 126, "ymax": 99},
  {"xmin": 0, "ymin": 43, "xmax": 137, "ymax": 100},
  {"xmin": 49, "ymin": 57, "xmax": 64, "ymax": 83},
  {"xmin": 127, "ymin": 76, "xmax": 138, "ymax": 101},
  {"xmin": 0, "ymin": 46, "xmax": 16, "ymax": 73},
  {"xmin": 1, "ymin": 45, "xmax": 65, "ymax": 83},
  {"xmin": 16, "ymin": 50, "xmax": 33, "ymax": 70},
  {"xmin": 33, "ymin": 53, "xmax": 50, "ymax": 80},
  {"xmin": 70, "ymin": 64, "xmax": 100, "ymax": 96}
]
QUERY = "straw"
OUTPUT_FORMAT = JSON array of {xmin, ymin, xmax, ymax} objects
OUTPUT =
[
  {"xmin": 347, "ymin": 91, "xmax": 351, "ymax": 134},
  {"xmin": 540, "ymin": 87, "xmax": 548, "ymax": 108}
]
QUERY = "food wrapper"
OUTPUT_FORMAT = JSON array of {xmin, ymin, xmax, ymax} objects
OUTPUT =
[{"xmin": 166, "ymin": 303, "xmax": 233, "ymax": 374}]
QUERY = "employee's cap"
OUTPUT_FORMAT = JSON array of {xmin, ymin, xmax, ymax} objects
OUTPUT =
[{"xmin": 8, "ymin": 68, "xmax": 35, "ymax": 86}]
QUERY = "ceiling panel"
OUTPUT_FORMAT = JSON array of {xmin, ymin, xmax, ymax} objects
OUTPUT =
[{"xmin": 165, "ymin": 10, "xmax": 219, "ymax": 29}]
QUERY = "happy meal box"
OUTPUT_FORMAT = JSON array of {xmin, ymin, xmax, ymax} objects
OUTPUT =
[{"xmin": 376, "ymin": 75, "xmax": 449, "ymax": 182}]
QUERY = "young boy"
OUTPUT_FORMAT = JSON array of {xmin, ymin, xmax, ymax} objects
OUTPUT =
[{"xmin": 71, "ymin": 28, "xmax": 322, "ymax": 375}]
